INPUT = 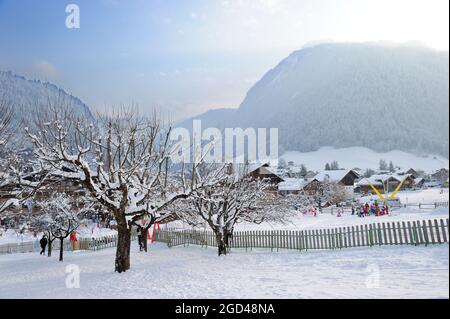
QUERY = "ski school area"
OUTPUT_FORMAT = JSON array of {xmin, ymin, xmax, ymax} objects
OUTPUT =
[{"xmin": 0, "ymin": 188, "xmax": 448, "ymax": 299}]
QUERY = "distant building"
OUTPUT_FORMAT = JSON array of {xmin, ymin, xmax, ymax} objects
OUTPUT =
[
  {"xmin": 405, "ymin": 168, "xmax": 420, "ymax": 178},
  {"xmin": 413, "ymin": 177, "xmax": 426, "ymax": 189},
  {"xmin": 247, "ymin": 163, "xmax": 284, "ymax": 190},
  {"xmin": 356, "ymin": 174, "xmax": 415, "ymax": 195},
  {"xmin": 313, "ymin": 170, "xmax": 360, "ymax": 200},
  {"xmin": 431, "ymin": 168, "xmax": 449, "ymax": 184},
  {"xmin": 278, "ymin": 178, "xmax": 321, "ymax": 196}
]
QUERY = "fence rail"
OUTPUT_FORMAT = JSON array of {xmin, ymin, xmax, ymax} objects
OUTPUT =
[
  {"xmin": 404, "ymin": 202, "xmax": 449, "ymax": 209},
  {"xmin": 0, "ymin": 233, "xmax": 138, "ymax": 255},
  {"xmin": 2, "ymin": 219, "xmax": 448, "ymax": 255},
  {"xmin": 324, "ymin": 202, "xmax": 449, "ymax": 214},
  {"xmin": 154, "ymin": 218, "xmax": 449, "ymax": 251}
]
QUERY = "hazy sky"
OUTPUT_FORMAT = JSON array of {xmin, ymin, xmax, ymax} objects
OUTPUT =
[{"xmin": 0, "ymin": 0, "xmax": 448, "ymax": 120}]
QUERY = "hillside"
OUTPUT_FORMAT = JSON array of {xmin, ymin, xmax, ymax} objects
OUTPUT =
[
  {"xmin": 280, "ymin": 146, "xmax": 448, "ymax": 173},
  {"xmin": 180, "ymin": 42, "xmax": 449, "ymax": 158},
  {"xmin": 0, "ymin": 70, "xmax": 92, "ymax": 145}
]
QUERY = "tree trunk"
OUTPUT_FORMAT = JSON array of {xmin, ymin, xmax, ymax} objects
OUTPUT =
[
  {"xmin": 47, "ymin": 240, "xmax": 53, "ymax": 257},
  {"xmin": 115, "ymin": 225, "xmax": 131, "ymax": 273},
  {"xmin": 59, "ymin": 238, "xmax": 64, "ymax": 262},
  {"xmin": 216, "ymin": 233, "xmax": 227, "ymax": 256}
]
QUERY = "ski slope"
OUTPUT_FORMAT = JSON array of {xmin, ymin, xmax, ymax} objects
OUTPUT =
[{"xmin": 281, "ymin": 147, "xmax": 449, "ymax": 172}]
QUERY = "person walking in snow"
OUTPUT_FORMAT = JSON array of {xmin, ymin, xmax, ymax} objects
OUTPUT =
[
  {"xmin": 137, "ymin": 226, "xmax": 143, "ymax": 251},
  {"xmin": 39, "ymin": 235, "xmax": 48, "ymax": 255}
]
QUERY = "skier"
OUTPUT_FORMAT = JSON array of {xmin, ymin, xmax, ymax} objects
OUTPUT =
[
  {"xmin": 351, "ymin": 205, "xmax": 355, "ymax": 215},
  {"xmin": 39, "ymin": 235, "xmax": 48, "ymax": 255}
]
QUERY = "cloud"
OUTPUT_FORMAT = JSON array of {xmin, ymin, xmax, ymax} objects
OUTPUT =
[{"xmin": 34, "ymin": 60, "xmax": 58, "ymax": 78}]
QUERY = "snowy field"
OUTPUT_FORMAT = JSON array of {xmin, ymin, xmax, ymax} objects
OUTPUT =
[
  {"xmin": 360, "ymin": 188, "xmax": 449, "ymax": 205},
  {"xmin": 0, "ymin": 243, "xmax": 448, "ymax": 299},
  {"xmin": 231, "ymin": 207, "xmax": 449, "ymax": 231},
  {"xmin": 281, "ymin": 146, "xmax": 449, "ymax": 172}
]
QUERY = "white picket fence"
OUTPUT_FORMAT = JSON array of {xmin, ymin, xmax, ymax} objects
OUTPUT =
[
  {"xmin": 0, "ymin": 240, "xmax": 73, "ymax": 255},
  {"xmin": 2, "ymin": 219, "xmax": 448, "ymax": 255},
  {"xmin": 154, "ymin": 218, "xmax": 449, "ymax": 251}
]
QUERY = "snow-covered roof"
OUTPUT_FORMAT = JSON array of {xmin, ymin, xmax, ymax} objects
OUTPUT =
[
  {"xmin": 247, "ymin": 162, "xmax": 284, "ymax": 180},
  {"xmin": 314, "ymin": 170, "xmax": 356, "ymax": 183},
  {"xmin": 278, "ymin": 178, "xmax": 314, "ymax": 191},
  {"xmin": 357, "ymin": 174, "xmax": 413, "ymax": 186}
]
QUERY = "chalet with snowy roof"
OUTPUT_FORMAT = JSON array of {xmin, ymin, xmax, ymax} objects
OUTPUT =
[
  {"xmin": 405, "ymin": 168, "xmax": 420, "ymax": 178},
  {"xmin": 431, "ymin": 168, "xmax": 449, "ymax": 184},
  {"xmin": 247, "ymin": 163, "xmax": 284, "ymax": 190},
  {"xmin": 356, "ymin": 174, "xmax": 415, "ymax": 195},
  {"xmin": 413, "ymin": 177, "xmax": 426, "ymax": 189},
  {"xmin": 313, "ymin": 170, "xmax": 360, "ymax": 200},
  {"xmin": 278, "ymin": 178, "xmax": 320, "ymax": 196}
]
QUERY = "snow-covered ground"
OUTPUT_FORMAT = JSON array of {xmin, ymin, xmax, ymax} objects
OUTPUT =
[
  {"xmin": 0, "ymin": 243, "xmax": 447, "ymax": 299},
  {"xmin": 360, "ymin": 188, "xmax": 449, "ymax": 205},
  {"xmin": 281, "ymin": 146, "xmax": 449, "ymax": 172},
  {"xmin": 165, "ymin": 206, "xmax": 449, "ymax": 232},
  {"xmin": 231, "ymin": 208, "xmax": 449, "ymax": 232}
]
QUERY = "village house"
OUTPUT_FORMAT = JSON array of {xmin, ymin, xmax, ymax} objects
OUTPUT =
[
  {"xmin": 431, "ymin": 168, "xmax": 449, "ymax": 184},
  {"xmin": 247, "ymin": 163, "xmax": 285, "ymax": 191},
  {"xmin": 356, "ymin": 174, "xmax": 416, "ymax": 195},
  {"xmin": 278, "ymin": 178, "xmax": 321, "ymax": 196},
  {"xmin": 313, "ymin": 170, "xmax": 360, "ymax": 200}
]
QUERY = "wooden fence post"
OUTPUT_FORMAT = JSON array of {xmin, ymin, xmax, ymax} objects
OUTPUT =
[
  {"xmin": 440, "ymin": 219, "xmax": 448, "ymax": 243},
  {"xmin": 434, "ymin": 220, "xmax": 442, "ymax": 244}
]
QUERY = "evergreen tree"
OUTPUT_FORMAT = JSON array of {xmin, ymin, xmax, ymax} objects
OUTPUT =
[
  {"xmin": 389, "ymin": 161, "xmax": 395, "ymax": 173},
  {"xmin": 331, "ymin": 161, "xmax": 339, "ymax": 170},
  {"xmin": 300, "ymin": 164, "xmax": 307, "ymax": 176},
  {"xmin": 364, "ymin": 168, "xmax": 376, "ymax": 178},
  {"xmin": 379, "ymin": 159, "xmax": 388, "ymax": 171}
]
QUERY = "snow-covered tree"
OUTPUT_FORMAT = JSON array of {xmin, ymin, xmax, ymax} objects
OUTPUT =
[
  {"xmin": 364, "ymin": 168, "xmax": 376, "ymax": 178},
  {"xmin": 23, "ymin": 105, "xmax": 217, "ymax": 272},
  {"xmin": 33, "ymin": 193, "xmax": 87, "ymax": 261},
  {"xmin": 300, "ymin": 164, "xmax": 308, "ymax": 176},
  {"xmin": 389, "ymin": 161, "xmax": 395, "ymax": 173},
  {"xmin": 379, "ymin": 159, "xmax": 388, "ymax": 171},
  {"xmin": 0, "ymin": 96, "xmax": 14, "ymax": 151},
  {"xmin": 173, "ymin": 164, "xmax": 291, "ymax": 256},
  {"xmin": 330, "ymin": 161, "xmax": 340, "ymax": 170},
  {"xmin": 278, "ymin": 158, "xmax": 287, "ymax": 169},
  {"xmin": 284, "ymin": 190, "xmax": 317, "ymax": 214}
]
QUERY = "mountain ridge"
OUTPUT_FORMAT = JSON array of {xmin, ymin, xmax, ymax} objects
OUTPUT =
[{"xmin": 178, "ymin": 42, "xmax": 449, "ymax": 158}]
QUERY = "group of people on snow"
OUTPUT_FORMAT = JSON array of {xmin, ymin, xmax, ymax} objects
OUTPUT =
[{"xmin": 356, "ymin": 202, "xmax": 389, "ymax": 217}]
